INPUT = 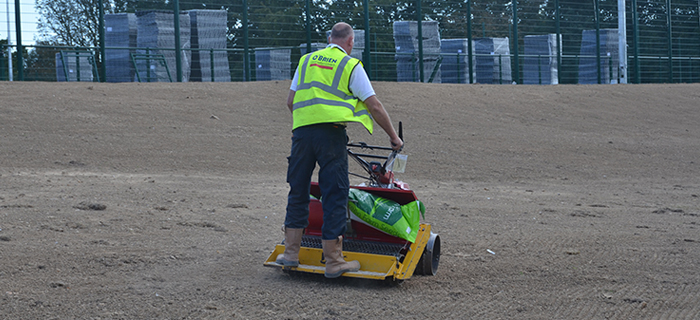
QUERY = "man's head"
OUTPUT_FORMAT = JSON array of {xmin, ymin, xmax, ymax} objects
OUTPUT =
[{"xmin": 328, "ymin": 22, "xmax": 354, "ymax": 55}]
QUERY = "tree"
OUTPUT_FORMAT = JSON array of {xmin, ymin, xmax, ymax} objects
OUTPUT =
[
  {"xmin": 23, "ymin": 40, "xmax": 62, "ymax": 81},
  {"xmin": 36, "ymin": 0, "xmax": 146, "ymax": 47}
]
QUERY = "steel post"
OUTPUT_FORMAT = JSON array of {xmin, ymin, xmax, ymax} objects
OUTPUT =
[
  {"xmin": 244, "ymin": 0, "xmax": 250, "ymax": 81},
  {"xmin": 632, "ymin": 0, "xmax": 641, "ymax": 83},
  {"xmin": 6, "ymin": 0, "xmax": 12, "ymax": 81},
  {"xmin": 666, "ymin": 0, "xmax": 673, "ymax": 83},
  {"xmin": 512, "ymin": 0, "xmax": 519, "ymax": 84},
  {"xmin": 595, "ymin": 0, "xmax": 602, "ymax": 84},
  {"xmin": 363, "ymin": 0, "xmax": 371, "ymax": 77},
  {"xmin": 618, "ymin": 0, "xmax": 628, "ymax": 83},
  {"xmin": 467, "ymin": 0, "xmax": 473, "ymax": 84},
  {"xmin": 305, "ymin": 0, "xmax": 311, "ymax": 54},
  {"xmin": 98, "ymin": 0, "xmax": 105, "ymax": 82},
  {"xmin": 13, "ymin": 0, "xmax": 21, "ymax": 81},
  {"xmin": 417, "ymin": 0, "xmax": 424, "ymax": 82},
  {"xmin": 555, "ymin": 0, "xmax": 561, "ymax": 84}
]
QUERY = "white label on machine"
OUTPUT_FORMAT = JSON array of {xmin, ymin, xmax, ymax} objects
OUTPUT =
[{"xmin": 393, "ymin": 154, "xmax": 407, "ymax": 173}]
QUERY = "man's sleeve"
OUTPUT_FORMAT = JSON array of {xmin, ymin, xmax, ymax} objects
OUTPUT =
[
  {"xmin": 349, "ymin": 65, "xmax": 376, "ymax": 102},
  {"xmin": 290, "ymin": 67, "xmax": 300, "ymax": 91}
]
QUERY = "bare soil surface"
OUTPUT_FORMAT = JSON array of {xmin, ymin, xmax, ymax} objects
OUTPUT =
[{"xmin": 1, "ymin": 81, "xmax": 700, "ymax": 319}]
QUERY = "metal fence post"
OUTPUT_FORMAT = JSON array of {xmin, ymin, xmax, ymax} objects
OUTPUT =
[
  {"xmin": 467, "ymin": 0, "xmax": 474, "ymax": 84},
  {"xmin": 305, "ymin": 0, "xmax": 311, "ymax": 54},
  {"xmin": 555, "ymin": 0, "xmax": 561, "ymax": 84},
  {"xmin": 363, "ymin": 0, "xmax": 371, "ymax": 77},
  {"xmin": 98, "ymin": 0, "xmax": 105, "ymax": 82},
  {"xmin": 417, "ymin": 0, "xmax": 424, "ymax": 82},
  {"xmin": 6, "ymin": 0, "xmax": 12, "ymax": 81},
  {"xmin": 210, "ymin": 48, "xmax": 215, "ymax": 82},
  {"xmin": 595, "ymin": 0, "xmax": 602, "ymax": 84},
  {"xmin": 243, "ymin": 0, "xmax": 250, "ymax": 82},
  {"xmin": 618, "ymin": 0, "xmax": 628, "ymax": 83},
  {"xmin": 174, "ymin": 0, "xmax": 182, "ymax": 82},
  {"xmin": 666, "ymin": 0, "xmax": 673, "ymax": 83},
  {"xmin": 14, "ymin": 0, "xmax": 22, "ymax": 81},
  {"xmin": 512, "ymin": 0, "xmax": 519, "ymax": 84},
  {"xmin": 632, "ymin": 0, "xmax": 641, "ymax": 83}
]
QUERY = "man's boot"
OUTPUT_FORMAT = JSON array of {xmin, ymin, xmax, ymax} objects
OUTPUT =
[
  {"xmin": 275, "ymin": 227, "xmax": 304, "ymax": 267},
  {"xmin": 322, "ymin": 236, "xmax": 360, "ymax": 278}
]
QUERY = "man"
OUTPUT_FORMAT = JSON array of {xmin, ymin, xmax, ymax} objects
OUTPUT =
[{"xmin": 276, "ymin": 22, "xmax": 403, "ymax": 278}]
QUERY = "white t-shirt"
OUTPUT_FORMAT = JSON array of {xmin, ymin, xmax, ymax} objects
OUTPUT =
[{"xmin": 290, "ymin": 44, "xmax": 376, "ymax": 102}]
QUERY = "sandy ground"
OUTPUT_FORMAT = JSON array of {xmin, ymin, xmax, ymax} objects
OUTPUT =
[{"xmin": 1, "ymin": 81, "xmax": 700, "ymax": 319}]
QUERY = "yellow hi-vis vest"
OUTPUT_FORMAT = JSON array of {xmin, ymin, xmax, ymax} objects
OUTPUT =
[{"xmin": 292, "ymin": 47, "xmax": 374, "ymax": 133}]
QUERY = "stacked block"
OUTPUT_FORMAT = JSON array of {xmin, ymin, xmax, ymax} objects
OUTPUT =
[
  {"xmin": 189, "ymin": 10, "xmax": 230, "ymax": 82},
  {"xmin": 255, "ymin": 48, "xmax": 291, "ymax": 81},
  {"xmin": 440, "ymin": 39, "xmax": 476, "ymax": 84},
  {"xmin": 474, "ymin": 37, "xmax": 512, "ymax": 84},
  {"xmin": 56, "ymin": 52, "xmax": 94, "ymax": 82},
  {"xmin": 135, "ymin": 10, "xmax": 191, "ymax": 82},
  {"xmin": 578, "ymin": 29, "xmax": 619, "ymax": 84},
  {"xmin": 523, "ymin": 34, "xmax": 560, "ymax": 85},
  {"xmin": 104, "ymin": 13, "xmax": 137, "ymax": 82},
  {"xmin": 394, "ymin": 21, "xmax": 441, "ymax": 83}
]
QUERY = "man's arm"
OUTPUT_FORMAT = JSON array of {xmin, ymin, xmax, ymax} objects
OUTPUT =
[
  {"xmin": 364, "ymin": 95, "xmax": 403, "ymax": 151},
  {"xmin": 287, "ymin": 90, "xmax": 295, "ymax": 112}
]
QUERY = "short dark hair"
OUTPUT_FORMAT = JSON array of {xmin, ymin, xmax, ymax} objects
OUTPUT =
[{"xmin": 330, "ymin": 23, "xmax": 353, "ymax": 41}]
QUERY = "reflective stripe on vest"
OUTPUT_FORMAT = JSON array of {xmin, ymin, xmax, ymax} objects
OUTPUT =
[
  {"xmin": 292, "ymin": 47, "xmax": 374, "ymax": 133},
  {"xmin": 295, "ymin": 54, "xmax": 355, "ymax": 101}
]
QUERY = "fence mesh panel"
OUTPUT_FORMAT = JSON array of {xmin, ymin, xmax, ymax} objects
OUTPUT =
[{"xmin": 1, "ymin": 0, "xmax": 699, "ymax": 84}]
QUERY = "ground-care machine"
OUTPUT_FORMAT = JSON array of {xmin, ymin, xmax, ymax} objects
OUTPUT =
[{"xmin": 264, "ymin": 124, "xmax": 441, "ymax": 281}]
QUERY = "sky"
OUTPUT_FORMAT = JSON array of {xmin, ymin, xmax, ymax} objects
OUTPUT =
[{"xmin": 1, "ymin": 0, "xmax": 41, "ymax": 46}]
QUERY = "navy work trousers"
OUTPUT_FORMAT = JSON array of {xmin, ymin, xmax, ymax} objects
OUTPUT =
[{"xmin": 285, "ymin": 123, "xmax": 349, "ymax": 240}]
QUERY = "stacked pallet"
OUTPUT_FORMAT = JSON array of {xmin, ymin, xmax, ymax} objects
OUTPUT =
[
  {"xmin": 394, "ymin": 21, "xmax": 441, "ymax": 83},
  {"xmin": 440, "ymin": 39, "xmax": 476, "ymax": 84},
  {"xmin": 473, "ymin": 37, "xmax": 512, "ymax": 84},
  {"xmin": 578, "ymin": 29, "xmax": 619, "ymax": 84},
  {"xmin": 104, "ymin": 13, "xmax": 137, "ymax": 82},
  {"xmin": 255, "ymin": 48, "xmax": 291, "ymax": 81},
  {"xmin": 135, "ymin": 10, "xmax": 191, "ymax": 82},
  {"xmin": 523, "ymin": 34, "xmax": 560, "ymax": 85},
  {"xmin": 55, "ymin": 52, "xmax": 94, "ymax": 82},
  {"xmin": 189, "ymin": 10, "xmax": 230, "ymax": 82}
]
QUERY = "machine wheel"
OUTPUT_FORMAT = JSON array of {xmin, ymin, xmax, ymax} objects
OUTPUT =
[{"xmin": 415, "ymin": 232, "xmax": 440, "ymax": 276}]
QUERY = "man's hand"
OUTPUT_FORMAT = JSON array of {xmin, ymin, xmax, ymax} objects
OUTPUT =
[{"xmin": 391, "ymin": 137, "xmax": 404, "ymax": 151}]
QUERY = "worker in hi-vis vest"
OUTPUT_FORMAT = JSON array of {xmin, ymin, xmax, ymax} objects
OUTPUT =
[{"xmin": 277, "ymin": 22, "xmax": 403, "ymax": 278}]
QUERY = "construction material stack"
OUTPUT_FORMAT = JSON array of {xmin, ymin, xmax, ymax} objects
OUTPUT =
[
  {"xmin": 523, "ymin": 34, "xmax": 560, "ymax": 85},
  {"xmin": 440, "ymin": 39, "xmax": 476, "ymax": 84},
  {"xmin": 55, "ymin": 53, "xmax": 94, "ymax": 82},
  {"xmin": 578, "ymin": 29, "xmax": 619, "ymax": 84},
  {"xmin": 135, "ymin": 10, "xmax": 191, "ymax": 82},
  {"xmin": 105, "ymin": 13, "xmax": 138, "ymax": 82},
  {"xmin": 255, "ymin": 48, "xmax": 291, "ymax": 81},
  {"xmin": 394, "ymin": 21, "xmax": 441, "ymax": 83},
  {"xmin": 189, "ymin": 10, "xmax": 230, "ymax": 82},
  {"xmin": 474, "ymin": 37, "xmax": 512, "ymax": 84}
]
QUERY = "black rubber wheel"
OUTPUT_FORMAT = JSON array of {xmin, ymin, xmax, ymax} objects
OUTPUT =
[{"xmin": 415, "ymin": 232, "xmax": 440, "ymax": 276}]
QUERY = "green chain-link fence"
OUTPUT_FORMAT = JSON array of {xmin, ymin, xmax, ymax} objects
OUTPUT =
[{"xmin": 1, "ymin": 0, "xmax": 699, "ymax": 84}]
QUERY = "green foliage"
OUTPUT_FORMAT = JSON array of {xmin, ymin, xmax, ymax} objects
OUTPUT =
[{"xmin": 23, "ymin": 41, "xmax": 62, "ymax": 81}]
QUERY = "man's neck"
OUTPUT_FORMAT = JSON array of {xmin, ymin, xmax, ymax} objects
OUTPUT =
[{"xmin": 327, "ymin": 43, "xmax": 347, "ymax": 55}]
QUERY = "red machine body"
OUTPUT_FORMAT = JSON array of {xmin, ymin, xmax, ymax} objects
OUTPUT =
[{"xmin": 306, "ymin": 182, "xmax": 418, "ymax": 244}]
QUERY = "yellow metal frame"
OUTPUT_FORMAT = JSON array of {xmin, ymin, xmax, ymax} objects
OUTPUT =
[{"xmin": 264, "ymin": 223, "xmax": 432, "ymax": 281}]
